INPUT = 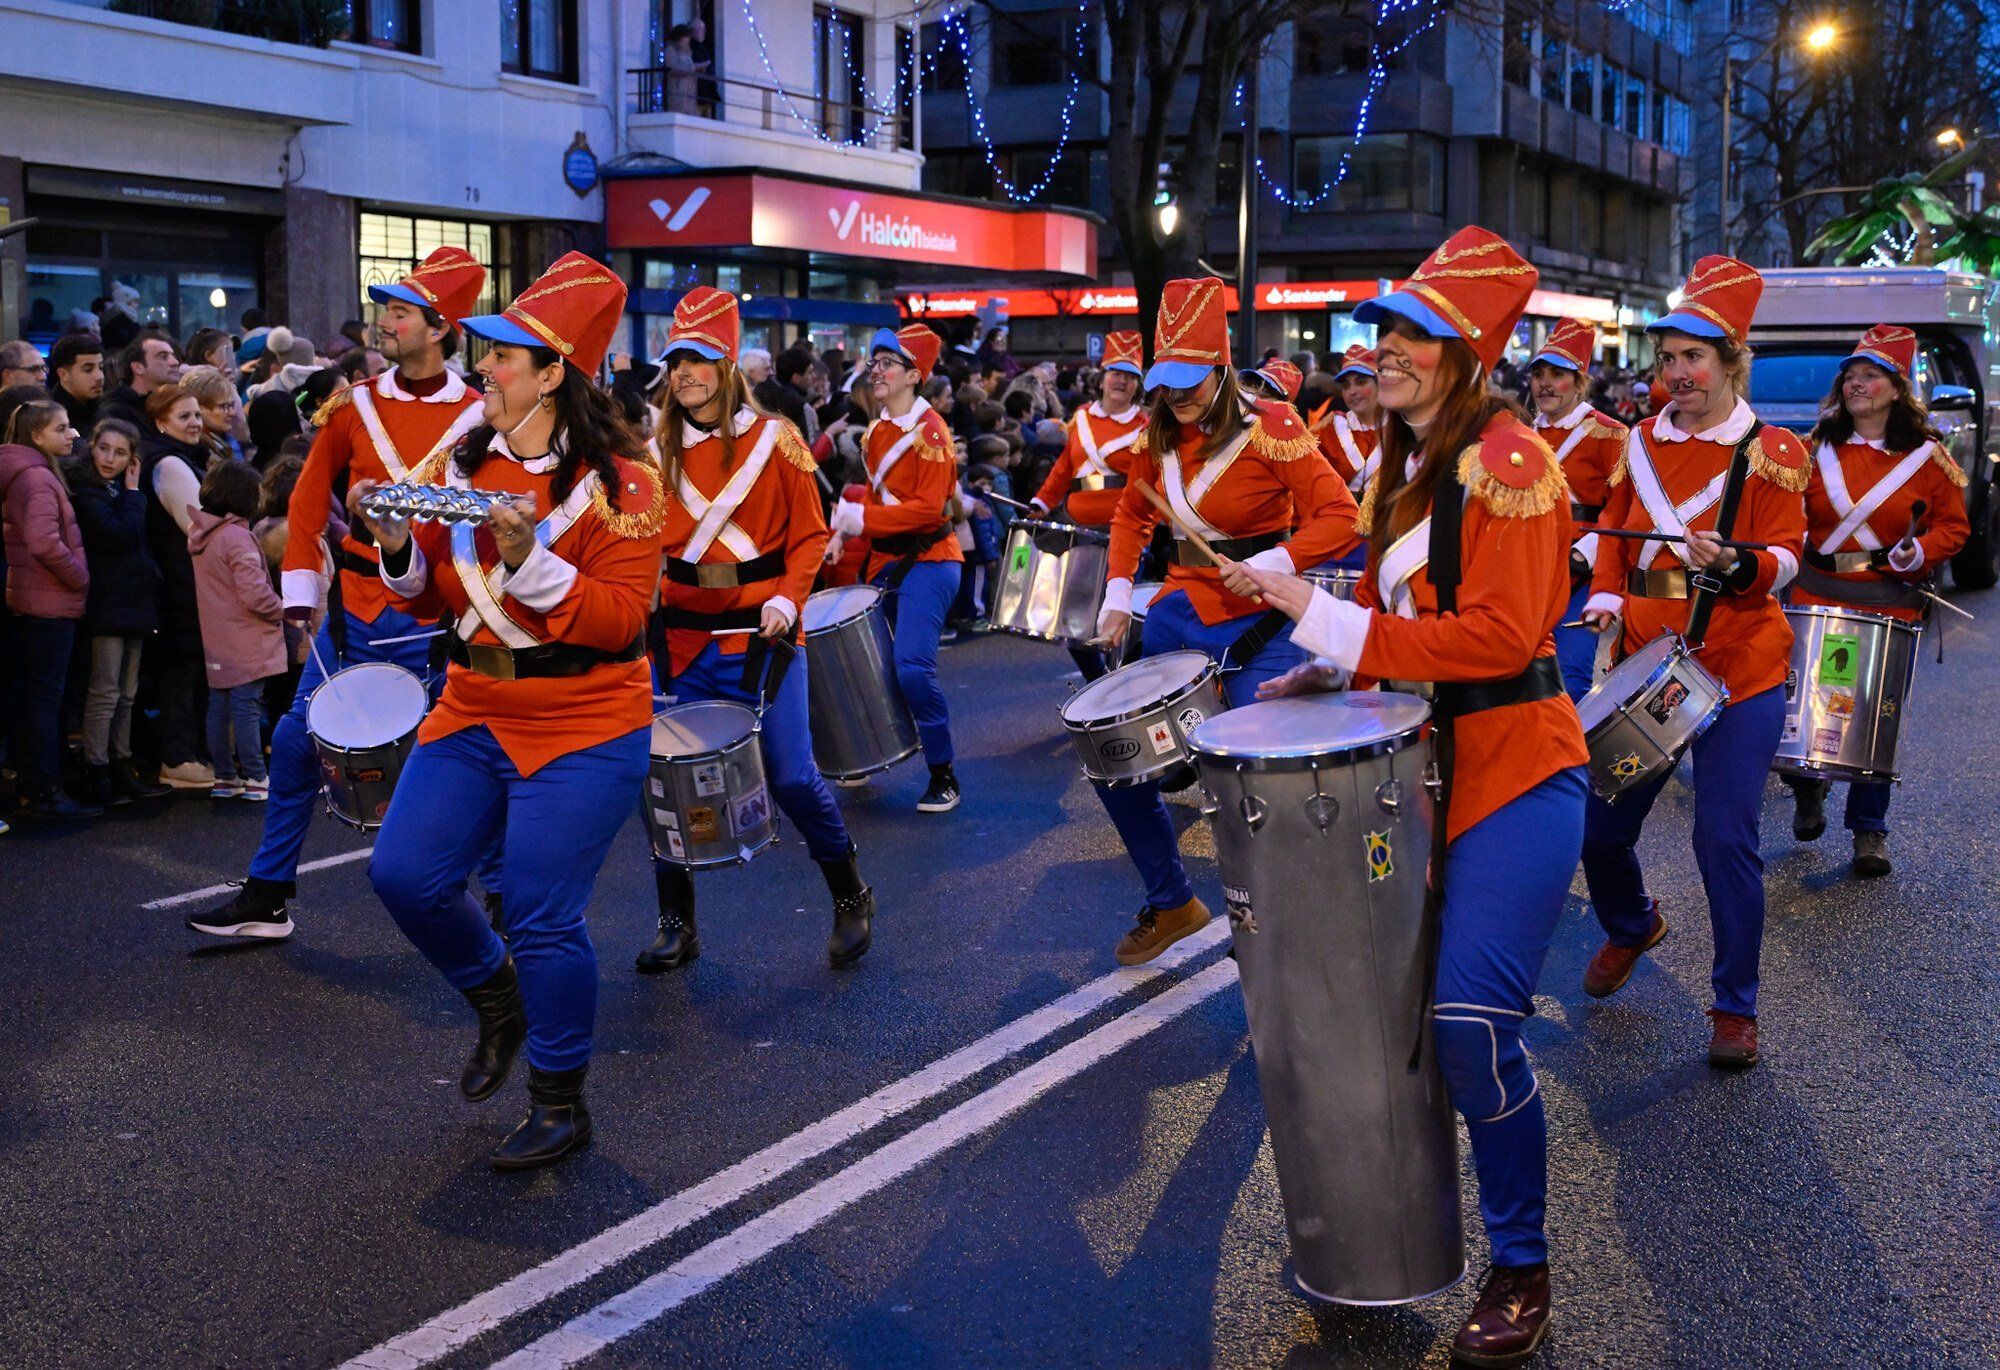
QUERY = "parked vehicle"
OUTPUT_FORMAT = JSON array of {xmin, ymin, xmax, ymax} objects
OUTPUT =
[{"xmin": 1749, "ymin": 266, "xmax": 2000, "ymax": 588}]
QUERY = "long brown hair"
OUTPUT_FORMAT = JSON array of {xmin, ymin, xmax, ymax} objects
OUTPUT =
[
  {"xmin": 1369, "ymin": 338, "xmax": 1520, "ymax": 557},
  {"xmin": 1809, "ymin": 363, "xmax": 1945, "ymax": 453},
  {"xmin": 651, "ymin": 355, "xmax": 771, "ymax": 491},
  {"xmin": 1144, "ymin": 366, "xmax": 1249, "ymax": 466},
  {"xmin": 456, "ymin": 351, "xmax": 637, "ymax": 504}
]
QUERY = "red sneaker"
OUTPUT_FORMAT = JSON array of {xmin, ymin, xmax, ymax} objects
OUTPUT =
[
  {"xmin": 1582, "ymin": 903, "xmax": 1667, "ymax": 998},
  {"xmin": 1707, "ymin": 1009, "xmax": 1759, "ymax": 1069}
]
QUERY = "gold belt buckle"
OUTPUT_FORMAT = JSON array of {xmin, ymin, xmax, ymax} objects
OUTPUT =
[
  {"xmin": 694, "ymin": 562, "xmax": 740, "ymax": 589},
  {"xmin": 464, "ymin": 640, "xmax": 518, "ymax": 681},
  {"xmin": 1832, "ymin": 552, "xmax": 1873, "ymax": 573},
  {"xmin": 1176, "ymin": 537, "xmax": 1216, "ymax": 569}
]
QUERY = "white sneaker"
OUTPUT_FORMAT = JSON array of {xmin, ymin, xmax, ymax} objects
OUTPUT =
[
  {"xmin": 212, "ymin": 779, "xmax": 243, "ymax": 800},
  {"xmin": 160, "ymin": 761, "xmax": 216, "ymax": 790},
  {"xmin": 239, "ymin": 779, "xmax": 270, "ymax": 802},
  {"xmin": 831, "ymin": 775, "xmax": 869, "ymax": 789}
]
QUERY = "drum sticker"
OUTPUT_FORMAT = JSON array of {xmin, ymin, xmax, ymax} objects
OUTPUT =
[
  {"xmin": 662, "ymin": 828, "xmax": 686, "ymax": 861},
  {"xmin": 1223, "ymin": 883, "xmax": 1257, "ymax": 934},
  {"xmin": 1365, "ymin": 830, "xmax": 1394, "ymax": 883},
  {"xmin": 1783, "ymin": 667, "xmax": 1799, "ymax": 703},
  {"xmin": 1099, "ymin": 738, "xmax": 1142, "ymax": 762},
  {"xmin": 686, "ymin": 805, "xmax": 722, "ymax": 844},
  {"xmin": 731, "ymin": 784, "xmax": 771, "ymax": 837},
  {"xmin": 649, "ymin": 776, "xmax": 666, "ymax": 798},
  {"xmin": 692, "ymin": 761, "xmax": 727, "ymax": 798},
  {"xmin": 1147, "ymin": 721, "xmax": 1178, "ymax": 755},
  {"xmin": 1645, "ymin": 680, "xmax": 1689, "ymax": 725},
  {"xmin": 1818, "ymin": 634, "xmax": 1860, "ymax": 688},
  {"xmin": 1781, "ymin": 713, "xmax": 1801, "ymax": 744},
  {"xmin": 656, "ymin": 807, "xmax": 679, "ymax": 831},
  {"xmin": 346, "ymin": 766, "xmax": 388, "ymax": 784},
  {"xmin": 1610, "ymin": 752, "xmax": 1647, "ymax": 782},
  {"xmin": 1009, "ymin": 542, "xmax": 1033, "ymax": 576},
  {"xmin": 1176, "ymin": 706, "xmax": 1207, "ymax": 733}
]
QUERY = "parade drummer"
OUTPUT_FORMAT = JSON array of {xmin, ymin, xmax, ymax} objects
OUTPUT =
[
  {"xmin": 638, "ymin": 287, "xmax": 877, "ymax": 974},
  {"xmin": 188, "ymin": 246, "xmax": 492, "ymax": 942},
  {"xmin": 357, "ymin": 252, "xmax": 665, "ymax": 1170},
  {"xmin": 1787, "ymin": 325, "xmax": 1968, "ymax": 877},
  {"xmin": 1576, "ymin": 256, "xmax": 1809, "ymax": 1071},
  {"xmin": 826, "ymin": 324, "xmax": 965, "ymax": 814},
  {"xmin": 1525, "ymin": 316, "xmax": 1628, "ymax": 699},
  {"xmin": 1238, "ymin": 357, "xmax": 1303, "ymax": 407},
  {"xmin": 1311, "ymin": 345, "xmax": 1381, "ymax": 573},
  {"xmin": 1238, "ymin": 227, "xmax": 1589, "ymax": 1370},
  {"xmin": 1090, "ymin": 277, "xmax": 1359, "ymax": 968},
  {"xmin": 1027, "ymin": 329, "xmax": 1147, "ymax": 681}
]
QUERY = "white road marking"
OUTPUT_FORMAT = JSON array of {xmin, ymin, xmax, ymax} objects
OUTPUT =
[
  {"xmin": 342, "ymin": 920, "xmax": 1230, "ymax": 1370},
  {"xmin": 142, "ymin": 847, "xmax": 376, "ymax": 910},
  {"xmin": 494, "ymin": 958, "xmax": 1242, "ymax": 1369}
]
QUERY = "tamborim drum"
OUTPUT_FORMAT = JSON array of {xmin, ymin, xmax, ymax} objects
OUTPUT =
[
  {"xmin": 1575, "ymin": 632, "xmax": 1729, "ymax": 802},
  {"xmin": 802, "ymin": 584, "xmax": 920, "ymax": 781},
  {"xmin": 1775, "ymin": 604, "xmax": 1920, "ymax": 783},
  {"xmin": 306, "ymin": 662, "xmax": 427, "ymax": 830},
  {"xmin": 1060, "ymin": 649, "xmax": 1226, "ymax": 787},
  {"xmin": 990, "ymin": 519, "xmax": 1110, "ymax": 644},
  {"xmin": 645, "ymin": 700, "xmax": 775, "ymax": 868},
  {"xmin": 1189, "ymin": 692, "xmax": 1462, "ymax": 1305}
]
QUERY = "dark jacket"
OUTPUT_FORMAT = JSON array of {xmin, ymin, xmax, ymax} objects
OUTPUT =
[
  {"xmin": 66, "ymin": 465, "xmax": 159, "ymax": 636},
  {"xmin": 139, "ymin": 431, "xmax": 211, "ymax": 653},
  {"xmin": 100, "ymin": 384, "xmax": 156, "ymax": 436},
  {"xmin": 56, "ymin": 384, "xmax": 98, "ymax": 459}
]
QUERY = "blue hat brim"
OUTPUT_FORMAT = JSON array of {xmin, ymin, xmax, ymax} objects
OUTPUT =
[
  {"xmin": 870, "ymin": 328, "xmax": 913, "ymax": 364},
  {"xmin": 461, "ymin": 314, "xmax": 544, "ymax": 350},
  {"xmin": 1352, "ymin": 291, "xmax": 1461, "ymax": 342},
  {"xmin": 1104, "ymin": 360, "xmax": 1143, "ymax": 376},
  {"xmin": 1332, "ymin": 364, "xmax": 1376, "ymax": 381},
  {"xmin": 661, "ymin": 339, "xmax": 728, "ymax": 364},
  {"xmin": 1647, "ymin": 310, "xmax": 1727, "ymax": 339},
  {"xmin": 1527, "ymin": 352, "xmax": 1583, "ymax": 372},
  {"xmin": 368, "ymin": 282, "xmax": 431, "ymax": 311},
  {"xmin": 1838, "ymin": 350, "xmax": 1903, "ymax": 377},
  {"xmin": 1143, "ymin": 359, "xmax": 1216, "ymax": 391}
]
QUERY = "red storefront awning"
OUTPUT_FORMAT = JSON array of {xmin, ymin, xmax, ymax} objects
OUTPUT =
[{"xmin": 897, "ymin": 279, "xmax": 1381, "ymax": 321}]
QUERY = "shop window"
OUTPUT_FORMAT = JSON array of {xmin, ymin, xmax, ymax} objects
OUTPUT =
[
  {"xmin": 1290, "ymin": 134, "xmax": 1444, "ymax": 215},
  {"xmin": 922, "ymin": 20, "xmax": 968, "ymax": 92},
  {"xmin": 347, "ymin": 0, "xmax": 420, "ymax": 53},
  {"xmin": 992, "ymin": 7, "xmax": 1095, "ymax": 88},
  {"xmin": 502, "ymin": 0, "xmax": 578, "ymax": 83}
]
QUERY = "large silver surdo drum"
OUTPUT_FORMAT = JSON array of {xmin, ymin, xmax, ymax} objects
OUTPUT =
[
  {"xmin": 1059, "ymin": 649, "xmax": 1226, "ymax": 787},
  {"xmin": 990, "ymin": 519, "xmax": 1109, "ymax": 644},
  {"xmin": 644, "ymin": 700, "xmax": 775, "ymax": 868},
  {"xmin": 802, "ymin": 584, "xmax": 920, "ymax": 781},
  {"xmin": 1575, "ymin": 632, "xmax": 1729, "ymax": 802},
  {"xmin": 1775, "ymin": 604, "xmax": 1920, "ymax": 783},
  {"xmin": 1189, "ymin": 692, "xmax": 1464, "ymax": 1306},
  {"xmin": 306, "ymin": 662, "xmax": 427, "ymax": 830}
]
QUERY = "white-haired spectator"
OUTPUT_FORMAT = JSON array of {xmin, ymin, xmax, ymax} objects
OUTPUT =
[{"xmin": 738, "ymin": 347, "xmax": 774, "ymax": 385}]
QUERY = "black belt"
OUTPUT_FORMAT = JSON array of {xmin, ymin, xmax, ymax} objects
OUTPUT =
[
  {"xmin": 1805, "ymin": 548, "xmax": 1880, "ymax": 575},
  {"xmin": 446, "ymin": 629, "xmax": 645, "ymax": 681},
  {"xmin": 1793, "ymin": 562, "xmax": 1928, "ymax": 609},
  {"xmin": 664, "ymin": 550, "xmax": 786, "ymax": 588},
  {"xmin": 873, "ymin": 525, "xmax": 951, "ymax": 556},
  {"xmin": 1629, "ymin": 567, "xmax": 1690, "ymax": 600},
  {"xmin": 1070, "ymin": 473, "xmax": 1128, "ymax": 493},
  {"xmin": 1432, "ymin": 656, "xmax": 1564, "ymax": 718},
  {"xmin": 331, "ymin": 544, "xmax": 379, "ymax": 578},
  {"xmin": 1170, "ymin": 530, "xmax": 1289, "ymax": 568},
  {"xmin": 1571, "ymin": 502, "xmax": 1602, "ymax": 525},
  {"xmin": 655, "ymin": 604, "xmax": 764, "ymax": 632}
]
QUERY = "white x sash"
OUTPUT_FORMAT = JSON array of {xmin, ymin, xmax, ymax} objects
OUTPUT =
[
  {"xmin": 447, "ymin": 457, "xmax": 599, "ymax": 649},
  {"xmin": 351, "ymin": 386, "xmax": 483, "ymax": 482},
  {"xmin": 1327, "ymin": 415, "xmax": 1372, "ymax": 488},
  {"xmin": 1627, "ymin": 431, "xmax": 1729, "ymax": 569},
  {"xmin": 1376, "ymin": 516, "xmax": 1432, "ymax": 619},
  {"xmin": 1160, "ymin": 425, "xmax": 1254, "ymax": 540},
  {"xmin": 1816, "ymin": 441, "xmax": 1934, "ymax": 554},
  {"xmin": 680, "ymin": 419, "xmax": 779, "ymax": 563},
  {"xmin": 867, "ymin": 428, "xmax": 916, "ymax": 507},
  {"xmin": 1077, "ymin": 410, "xmax": 1141, "ymax": 480}
]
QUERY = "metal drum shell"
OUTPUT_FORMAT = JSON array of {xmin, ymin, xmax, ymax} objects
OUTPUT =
[
  {"xmin": 1119, "ymin": 582, "xmax": 1167, "ymax": 666},
  {"xmin": 1059, "ymin": 649, "xmax": 1227, "ymax": 786},
  {"xmin": 644, "ymin": 701, "xmax": 776, "ymax": 869},
  {"xmin": 801, "ymin": 585, "xmax": 921, "ymax": 781},
  {"xmin": 1189, "ymin": 693, "xmax": 1465, "ymax": 1306},
  {"xmin": 990, "ymin": 519, "xmax": 1110, "ymax": 644},
  {"xmin": 1576, "ymin": 634, "xmax": 1730, "ymax": 802},
  {"xmin": 305, "ymin": 662, "xmax": 427, "ymax": 831},
  {"xmin": 1302, "ymin": 567, "xmax": 1362, "ymax": 601},
  {"xmin": 1775, "ymin": 604, "xmax": 1921, "ymax": 783}
]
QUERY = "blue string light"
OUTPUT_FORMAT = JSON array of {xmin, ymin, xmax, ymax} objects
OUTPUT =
[
  {"xmin": 939, "ymin": 0, "xmax": 1089, "ymax": 203},
  {"xmin": 736, "ymin": 0, "xmax": 921, "ymax": 147}
]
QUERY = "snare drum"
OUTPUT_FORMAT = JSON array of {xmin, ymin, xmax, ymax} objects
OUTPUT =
[
  {"xmin": 1775, "ymin": 604, "xmax": 1920, "ymax": 783},
  {"xmin": 802, "ymin": 584, "xmax": 920, "ymax": 781},
  {"xmin": 644, "ymin": 700, "xmax": 775, "ymax": 868},
  {"xmin": 307, "ymin": 662, "xmax": 428, "ymax": 829},
  {"xmin": 991, "ymin": 519, "xmax": 1110, "ymax": 644},
  {"xmin": 1060, "ymin": 649, "xmax": 1227, "ymax": 786},
  {"xmin": 1575, "ymin": 633, "xmax": 1729, "ymax": 801}
]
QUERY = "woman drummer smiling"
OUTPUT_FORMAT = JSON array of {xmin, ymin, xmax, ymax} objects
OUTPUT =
[{"xmin": 1234, "ymin": 226, "xmax": 1588, "ymax": 1368}]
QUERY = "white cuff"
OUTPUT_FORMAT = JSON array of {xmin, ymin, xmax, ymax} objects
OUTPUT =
[
  {"xmin": 766, "ymin": 595, "xmax": 799, "ymax": 630},
  {"xmin": 1030, "ymin": 498, "xmax": 1050, "ymax": 514},
  {"xmin": 281, "ymin": 568, "xmax": 326, "ymax": 614},
  {"xmin": 1770, "ymin": 547, "xmax": 1799, "ymax": 592},
  {"xmin": 1292, "ymin": 586, "xmax": 1372, "ymax": 673},
  {"xmin": 1887, "ymin": 541, "xmax": 1924, "ymax": 573},
  {"xmin": 497, "ymin": 541, "xmax": 578, "ymax": 611},
  {"xmin": 1572, "ymin": 531, "xmax": 1599, "ymax": 566},
  {"xmin": 830, "ymin": 500, "xmax": 867, "ymax": 538},
  {"xmin": 1243, "ymin": 546, "xmax": 1297, "ymax": 574},
  {"xmin": 1583, "ymin": 591, "xmax": 1623, "ymax": 618},
  {"xmin": 1100, "ymin": 576, "xmax": 1134, "ymax": 617},
  {"xmin": 380, "ymin": 542, "xmax": 429, "ymax": 598}
]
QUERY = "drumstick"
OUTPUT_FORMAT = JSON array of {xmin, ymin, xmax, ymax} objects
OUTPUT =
[
  {"xmin": 370, "ymin": 628, "xmax": 446, "ymax": 647},
  {"xmin": 979, "ymin": 489, "xmax": 1037, "ymax": 513},
  {"xmin": 1919, "ymin": 587, "xmax": 1975, "ymax": 620},
  {"xmin": 1132, "ymin": 481, "xmax": 1228, "ymax": 565},
  {"xmin": 1575, "ymin": 525, "xmax": 1775, "ymax": 553}
]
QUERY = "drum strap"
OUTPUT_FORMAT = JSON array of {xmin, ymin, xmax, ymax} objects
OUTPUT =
[
  {"xmin": 1409, "ymin": 459, "xmax": 1468, "ymax": 1072},
  {"xmin": 737, "ymin": 633, "xmax": 797, "ymax": 707},
  {"xmin": 1222, "ymin": 609, "xmax": 1293, "ymax": 672},
  {"xmin": 1683, "ymin": 421, "xmax": 1763, "ymax": 648}
]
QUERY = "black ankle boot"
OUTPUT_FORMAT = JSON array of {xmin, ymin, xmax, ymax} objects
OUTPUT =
[
  {"xmin": 485, "ymin": 890, "xmax": 506, "ymax": 936},
  {"xmin": 818, "ymin": 844, "xmax": 875, "ymax": 967},
  {"xmin": 458, "ymin": 959, "xmax": 527, "ymax": 1102},
  {"xmin": 636, "ymin": 865, "xmax": 699, "ymax": 973},
  {"xmin": 109, "ymin": 758, "xmax": 171, "ymax": 801},
  {"xmin": 185, "ymin": 876, "xmax": 294, "ymax": 939},
  {"xmin": 491, "ymin": 1064, "xmax": 592, "ymax": 1170}
]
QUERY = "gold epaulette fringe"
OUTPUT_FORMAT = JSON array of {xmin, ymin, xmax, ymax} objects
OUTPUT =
[
  {"xmin": 1748, "ymin": 436, "xmax": 1809, "ymax": 493},
  {"xmin": 913, "ymin": 426, "xmax": 954, "ymax": 463},
  {"xmin": 407, "ymin": 446, "xmax": 452, "ymax": 486},
  {"xmin": 594, "ymin": 457, "xmax": 666, "ymax": 540},
  {"xmin": 777, "ymin": 422, "xmax": 817, "ymax": 473},
  {"xmin": 1130, "ymin": 427, "xmax": 1150, "ymax": 456},
  {"xmin": 1458, "ymin": 445, "xmax": 1567, "ymax": 519},
  {"xmin": 311, "ymin": 384, "xmax": 354, "ymax": 428},
  {"xmin": 1354, "ymin": 471, "xmax": 1379, "ymax": 536},
  {"xmin": 1606, "ymin": 445, "xmax": 1629, "ymax": 488},
  {"xmin": 1248, "ymin": 417, "xmax": 1318, "ymax": 463},
  {"xmin": 1932, "ymin": 445, "xmax": 1971, "ymax": 488}
]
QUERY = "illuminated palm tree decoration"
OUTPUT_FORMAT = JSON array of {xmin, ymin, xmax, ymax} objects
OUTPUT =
[{"xmin": 1805, "ymin": 132, "xmax": 2000, "ymax": 270}]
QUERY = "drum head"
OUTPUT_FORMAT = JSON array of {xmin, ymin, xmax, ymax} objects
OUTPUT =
[
  {"xmin": 1190, "ymin": 692, "xmax": 1429, "ymax": 765},
  {"xmin": 804, "ymin": 584, "xmax": 880, "ymax": 633},
  {"xmin": 651, "ymin": 700, "xmax": 758, "ymax": 759},
  {"xmin": 1062, "ymin": 650, "xmax": 1211, "ymax": 725},
  {"xmin": 1576, "ymin": 633, "xmax": 1679, "ymax": 732},
  {"xmin": 307, "ymin": 663, "xmax": 428, "ymax": 749}
]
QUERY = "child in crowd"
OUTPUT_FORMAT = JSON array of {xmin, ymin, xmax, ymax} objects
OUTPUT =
[
  {"xmin": 187, "ymin": 460, "xmax": 284, "ymax": 801},
  {"xmin": 67, "ymin": 418, "xmax": 170, "ymax": 806},
  {"xmin": 253, "ymin": 453, "xmax": 309, "ymax": 725}
]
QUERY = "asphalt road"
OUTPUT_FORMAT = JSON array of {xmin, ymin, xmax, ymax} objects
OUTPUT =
[{"xmin": 4, "ymin": 603, "xmax": 1998, "ymax": 1369}]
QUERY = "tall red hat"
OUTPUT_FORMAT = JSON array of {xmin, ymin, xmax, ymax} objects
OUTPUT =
[
  {"xmin": 1332, "ymin": 345, "xmax": 1378, "ymax": 380},
  {"xmin": 1250, "ymin": 357, "xmax": 1303, "ymax": 402},
  {"xmin": 1354, "ymin": 226, "xmax": 1538, "ymax": 372},
  {"xmin": 1651, "ymin": 255, "xmax": 1763, "ymax": 347},
  {"xmin": 462, "ymin": 251, "xmax": 627, "ymax": 376},
  {"xmin": 1144, "ymin": 277, "xmax": 1231, "ymax": 389},
  {"xmin": 367, "ymin": 246, "xmax": 486, "ymax": 332},
  {"xmin": 1841, "ymin": 324, "xmax": 1917, "ymax": 380},
  {"xmin": 662, "ymin": 286, "xmax": 740, "ymax": 364},
  {"xmin": 870, "ymin": 323, "xmax": 942, "ymax": 382},
  {"xmin": 1101, "ymin": 330, "xmax": 1144, "ymax": 376},
  {"xmin": 1530, "ymin": 316, "xmax": 1597, "ymax": 373}
]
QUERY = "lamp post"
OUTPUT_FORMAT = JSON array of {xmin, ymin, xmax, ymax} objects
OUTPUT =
[
  {"xmin": 1719, "ymin": 20, "xmax": 1840, "ymax": 256},
  {"xmin": 1234, "ymin": 40, "xmax": 1263, "ymax": 371}
]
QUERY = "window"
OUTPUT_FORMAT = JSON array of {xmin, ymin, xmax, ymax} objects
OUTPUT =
[
  {"xmin": 1290, "ymin": 133, "xmax": 1444, "ymax": 215},
  {"xmin": 1569, "ymin": 48, "xmax": 1595, "ymax": 115},
  {"xmin": 1519, "ymin": 164, "xmax": 1549, "ymax": 241},
  {"xmin": 1600, "ymin": 62, "xmax": 1622, "ymax": 128},
  {"xmin": 1296, "ymin": 16, "xmax": 1379, "ymax": 76},
  {"xmin": 922, "ymin": 20, "xmax": 968, "ymax": 91},
  {"xmin": 358, "ymin": 212, "xmax": 506, "ymax": 321},
  {"xmin": 1661, "ymin": 95, "xmax": 1691, "ymax": 153},
  {"xmin": 346, "ymin": 0, "xmax": 419, "ymax": 52},
  {"xmin": 896, "ymin": 26, "xmax": 915, "ymax": 150},
  {"xmin": 992, "ymin": 7, "xmax": 1095, "ymax": 88},
  {"xmin": 1624, "ymin": 69, "xmax": 1647, "ymax": 139},
  {"xmin": 1540, "ymin": 33, "xmax": 1566, "ymax": 104},
  {"xmin": 813, "ymin": 6, "xmax": 865, "ymax": 144},
  {"xmin": 1577, "ymin": 181, "xmax": 1604, "ymax": 255},
  {"xmin": 1502, "ymin": 0, "xmax": 1535, "ymax": 87},
  {"xmin": 501, "ymin": 0, "xmax": 578, "ymax": 83}
]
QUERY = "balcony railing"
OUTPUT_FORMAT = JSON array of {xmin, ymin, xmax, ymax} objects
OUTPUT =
[{"xmin": 629, "ymin": 67, "xmax": 913, "ymax": 154}]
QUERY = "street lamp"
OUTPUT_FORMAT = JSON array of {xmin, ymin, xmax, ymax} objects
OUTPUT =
[
  {"xmin": 1938, "ymin": 128, "xmax": 1966, "ymax": 149},
  {"xmin": 1719, "ymin": 20, "xmax": 1841, "ymax": 256},
  {"xmin": 1156, "ymin": 201, "xmax": 1179, "ymax": 238}
]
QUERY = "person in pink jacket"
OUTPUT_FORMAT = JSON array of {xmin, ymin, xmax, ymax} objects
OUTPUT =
[
  {"xmin": 1, "ymin": 398, "xmax": 98, "ymax": 820},
  {"xmin": 188, "ymin": 460, "xmax": 284, "ymax": 801}
]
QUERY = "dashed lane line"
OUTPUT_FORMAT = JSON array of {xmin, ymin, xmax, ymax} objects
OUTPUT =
[{"xmin": 142, "ymin": 847, "xmax": 376, "ymax": 910}]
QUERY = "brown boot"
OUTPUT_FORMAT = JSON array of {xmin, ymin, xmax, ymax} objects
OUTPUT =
[
  {"xmin": 1581, "ymin": 902, "xmax": 1667, "ymax": 998},
  {"xmin": 1707, "ymin": 1009, "xmax": 1759, "ymax": 1069},
  {"xmin": 1451, "ymin": 1262, "xmax": 1551, "ymax": 1367},
  {"xmin": 1113, "ymin": 896, "xmax": 1210, "ymax": 966}
]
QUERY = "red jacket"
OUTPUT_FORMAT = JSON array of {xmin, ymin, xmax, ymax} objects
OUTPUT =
[
  {"xmin": 1795, "ymin": 437, "xmax": 1969, "ymax": 622},
  {"xmin": 0, "ymin": 443, "xmax": 87, "ymax": 619},
  {"xmin": 855, "ymin": 397, "xmax": 964, "ymax": 580},
  {"xmin": 1313, "ymin": 411, "xmax": 1380, "ymax": 489},
  {"xmin": 1031, "ymin": 401, "xmax": 1147, "ymax": 526}
]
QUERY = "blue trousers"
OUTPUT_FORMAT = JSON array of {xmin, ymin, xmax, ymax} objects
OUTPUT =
[
  {"xmin": 206, "ymin": 682, "xmax": 270, "ymax": 783},
  {"xmin": 1582, "ymin": 685, "xmax": 1784, "ymax": 1017},
  {"xmin": 1095, "ymin": 588, "xmax": 1306, "ymax": 910},
  {"xmin": 654, "ymin": 640, "xmax": 850, "ymax": 864},
  {"xmin": 1552, "ymin": 581, "xmax": 1596, "ymax": 701},
  {"xmin": 1435, "ymin": 767, "xmax": 1587, "ymax": 1268},
  {"xmin": 1320, "ymin": 544, "xmax": 1369, "ymax": 572},
  {"xmin": 1843, "ymin": 781, "xmax": 1891, "ymax": 833},
  {"xmin": 369, "ymin": 724, "xmax": 648, "ymax": 1073},
  {"xmin": 873, "ymin": 559, "xmax": 961, "ymax": 766}
]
